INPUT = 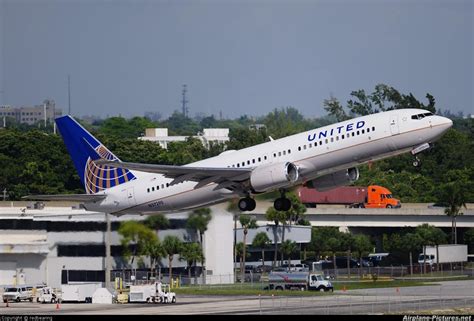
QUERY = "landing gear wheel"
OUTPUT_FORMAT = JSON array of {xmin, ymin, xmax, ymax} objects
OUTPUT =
[
  {"xmin": 274, "ymin": 198, "xmax": 292, "ymax": 211},
  {"xmin": 413, "ymin": 156, "xmax": 421, "ymax": 167},
  {"xmin": 238, "ymin": 197, "xmax": 256, "ymax": 211}
]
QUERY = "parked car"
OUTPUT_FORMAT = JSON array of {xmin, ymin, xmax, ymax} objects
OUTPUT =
[
  {"xmin": 334, "ymin": 257, "xmax": 360, "ymax": 269},
  {"xmin": 255, "ymin": 265, "xmax": 272, "ymax": 273}
]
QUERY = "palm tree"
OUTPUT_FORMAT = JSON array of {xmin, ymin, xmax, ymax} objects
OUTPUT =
[
  {"xmin": 179, "ymin": 242, "xmax": 204, "ymax": 282},
  {"xmin": 252, "ymin": 232, "xmax": 271, "ymax": 268},
  {"xmin": 279, "ymin": 240, "xmax": 297, "ymax": 266},
  {"xmin": 265, "ymin": 207, "xmax": 289, "ymax": 267},
  {"xmin": 238, "ymin": 215, "xmax": 258, "ymax": 283},
  {"xmin": 235, "ymin": 242, "xmax": 249, "ymax": 281},
  {"xmin": 186, "ymin": 208, "xmax": 212, "ymax": 283},
  {"xmin": 144, "ymin": 214, "xmax": 170, "ymax": 237},
  {"xmin": 162, "ymin": 235, "xmax": 183, "ymax": 280},
  {"xmin": 144, "ymin": 238, "xmax": 165, "ymax": 279},
  {"xmin": 118, "ymin": 221, "xmax": 157, "ymax": 266}
]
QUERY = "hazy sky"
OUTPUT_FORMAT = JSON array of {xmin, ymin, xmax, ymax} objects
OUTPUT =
[{"xmin": 1, "ymin": 0, "xmax": 472, "ymax": 119}]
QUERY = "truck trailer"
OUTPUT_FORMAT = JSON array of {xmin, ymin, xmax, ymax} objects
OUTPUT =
[
  {"xmin": 61, "ymin": 283, "xmax": 101, "ymax": 303},
  {"xmin": 267, "ymin": 272, "xmax": 333, "ymax": 292},
  {"xmin": 418, "ymin": 244, "xmax": 468, "ymax": 265},
  {"xmin": 297, "ymin": 185, "xmax": 401, "ymax": 208}
]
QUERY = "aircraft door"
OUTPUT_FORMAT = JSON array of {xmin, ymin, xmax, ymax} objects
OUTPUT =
[
  {"xmin": 389, "ymin": 114, "xmax": 400, "ymax": 135},
  {"xmin": 126, "ymin": 187, "xmax": 137, "ymax": 206}
]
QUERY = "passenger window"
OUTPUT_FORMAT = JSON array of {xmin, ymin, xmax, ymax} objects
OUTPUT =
[
  {"xmin": 152, "ymin": 187, "xmax": 155, "ymax": 191},
  {"xmin": 288, "ymin": 149, "xmax": 291, "ymax": 154},
  {"xmin": 357, "ymin": 131, "xmax": 360, "ymax": 135},
  {"xmin": 258, "ymin": 157, "xmax": 261, "ymax": 162},
  {"xmin": 342, "ymin": 134, "xmax": 345, "ymax": 139},
  {"xmin": 161, "ymin": 184, "xmax": 164, "ymax": 189},
  {"xmin": 273, "ymin": 153, "xmax": 276, "ymax": 158},
  {"xmin": 367, "ymin": 128, "xmax": 370, "ymax": 133},
  {"xmin": 309, "ymin": 144, "xmax": 312, "ymax": 148},
  {"xmin": 252, "ymin": 159, "xmax": 255, "ymax": 164},
  {"xmin": 372, "ymin": 126, "xmax": 375, "ymax": 131},
  {"xmin": 303, "ymin": 145, "xmax": 306, "ymax": 150},
  {"xmin": 157, "ymin": 186, "xmax": 159, "ymax": 190},
  {"xmin": 283, "ymin": 150, "xmax": 286, "ymax": 155},
  {"xmin": 278, "ymin": 152, "xmax": 281, "ymax": 156},
  {"xmin": 362, "ymin": 129, "xmax": 365, "ymax": 134},
  {"xmin": 264, "ymin": 156, "xmax": 267, "ymax": 160},
  {"xmin": 336, "ymin": 136, "xmax": 339, "ymax": 141},
  {"xmin": 352, "ymin": 132, "xmax": 355, "ymax": 137},
  {"xmin": 325, "ymin": 139, "xmax": 328, "ymax": 144},
  {"xmin": 319, "ymin": 141, "xmax": 322, "ymax": 145},
  {"xmin": 247, "ymin": 160, "xmax": 250, "ymax": 165},
  {"xmin": 147, "ymin": 188, "xmax": 150, "ymax": 193},
  {"xmin": 237, "ymin": 164, "xmax": 240, "ymax": 167},
  {"xmin": 242, "ymin": 162, "xmax": 245, "ymax": 166},
  {"xmin": 330, "ymin": 137, "xmax": 334, "ymax": 142},
  {"xmin": 298, "ymin": 146, "xmax": 301, "ymax": 151}
]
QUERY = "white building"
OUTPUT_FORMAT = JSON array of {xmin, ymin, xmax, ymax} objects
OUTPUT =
[
  {"xmin": 0, "ymin": 202, "xmax": 234, "ymax": 288},
  {"xmin": 139, "ymin": 128, "xmax": 229, "ymax": 149}
]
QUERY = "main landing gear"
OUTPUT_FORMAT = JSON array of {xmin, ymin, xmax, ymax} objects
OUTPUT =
[
  {"xmin": 238, "ymin": 197, "xmax": 256, "ymax": 211},
  {"xmin": 273, "ymin": 190, "xmax": 292, "ymax": 211}
]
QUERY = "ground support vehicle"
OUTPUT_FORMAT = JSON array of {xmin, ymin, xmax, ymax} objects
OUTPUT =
[
  {"xmin": 129, "ymin": 282, "xmax": 176, "ymax": 304},
  {"xmin": 2, "ymin": 287, "xmax": 33, "ymax": 303},
  {"xmin": 267, "ymin": 272, "xmax": 333, "ymax": 292},
  {"xmin": 61, "ymin": 283, "xmax": 101, "ymax": 303},
  {"xmin": 36, "ymin": 287, "xmax": 61, "ymax": 304}
]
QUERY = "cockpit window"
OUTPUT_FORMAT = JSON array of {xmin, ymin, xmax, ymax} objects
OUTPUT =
[{"xmin": 411, "ymin": 112, "xmax": 433, "ymax": 120}]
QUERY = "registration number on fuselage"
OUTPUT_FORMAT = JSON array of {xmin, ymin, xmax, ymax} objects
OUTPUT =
[{"xmin": 148, "ymin": 200, "xmax": 165, "ymax": 208}]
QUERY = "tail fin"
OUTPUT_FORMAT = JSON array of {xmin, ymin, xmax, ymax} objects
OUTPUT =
[{"xmin": 55, "ymin": 115, "xmax": 136, "ymax": 194}]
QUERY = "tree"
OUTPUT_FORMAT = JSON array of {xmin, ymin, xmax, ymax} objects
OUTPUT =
[
  {"xmin": 239, "ymin": 214, "xmax": 258, "ymax": 283},
  {"xmin": 436, "ymin": 170, "xmax": 470, "ymax": 244},
  {"xmin": 162, "ymin": 235, "xmax": 183, "ymax": 279},
  {"xmin": 252, "ymin": 232, "xmax": 271, "ymax": 267},
  {"xmin": 464, "ymin": 228, "xmax": 474, "ymax": 254},
  {"xmin": 415, "ymin": 224, "xmax": 448, "ymax": 273},
  {"xmin": 235, "ymin": 242, "xmax": 250, "ymax": 279},
  {"xmin": 143, "ymin": 238, "xmax": 165, "ymax": 277},
  {"xmin": 186, "ymin": 208, "xmax": 212, "ymax": 282},
  {"xmin": 286, "ymin": 193, "xmax": 307, "ymax": 226},
  {"xmin": 309, "ymin": 227, "xmax": 343, "ymax": 260},
  {"xmin": 265, "ymin": 206, "xmax": 290, "ymax": 267},
  {"xmin": 144, "ymin": 214, "xmax": 170, "ymax": 238},
  {"xmin": 352, "ymin": 234, "xmax": 373, "ymax": 277},
  {"xmin": 279, "ymin": 240, "xmax": 298, "ymax": 265},
  {"xmin": 323, "ymin": 95, "xmax": 349, "ymax": 122},
  {"xmin": 118, "ymin": 221, "xmax": 157, "ymax": 265},
  {"xmin": 401, "ymin": 232, "xmax": 423, "ymax": 276},
  {"xmin": 180, "ymin": 242, "xmax": 204, "ymax": 280}
]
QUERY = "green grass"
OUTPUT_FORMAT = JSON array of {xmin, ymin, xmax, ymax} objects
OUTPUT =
[{"xmin": 173, "ymin": 279, "xmax": 433, "ymax": 296}]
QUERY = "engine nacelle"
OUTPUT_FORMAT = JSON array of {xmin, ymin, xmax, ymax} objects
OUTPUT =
[
  {"xmin": 250, "ymin": 162, "xmax": 299, "ymax": 193},
  {"xmin": 306, "ymin": 167, "xmax": 359, "ymax": 192}
]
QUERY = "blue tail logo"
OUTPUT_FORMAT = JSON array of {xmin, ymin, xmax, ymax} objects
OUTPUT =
[{"xmin": 55, "ymin": 115, "xmax": 136, "ymax": 194}]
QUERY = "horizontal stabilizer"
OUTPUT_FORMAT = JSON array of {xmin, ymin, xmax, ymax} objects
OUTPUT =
[{"xmin": 22, "ymin": 194, "xmax": 107, "ymax": 202}]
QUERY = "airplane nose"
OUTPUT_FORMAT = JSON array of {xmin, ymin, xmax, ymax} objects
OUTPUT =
[{"xmin": 442, "ymin": 117, "xmax": 453, "ymax": 129}]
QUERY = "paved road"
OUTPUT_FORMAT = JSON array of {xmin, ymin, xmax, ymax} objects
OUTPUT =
[{"xmin": 1, "ymin": 280, "xmax": 473, "ymax": 315}]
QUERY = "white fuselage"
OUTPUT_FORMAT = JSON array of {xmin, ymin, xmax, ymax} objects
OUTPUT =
[{"xmin": 85, "ymin": 109, "xmax": 452, "ymax": 215}]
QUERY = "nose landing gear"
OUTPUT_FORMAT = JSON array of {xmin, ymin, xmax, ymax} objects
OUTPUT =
[{"xmin": 412, "ymin": 156, "xmax": 421, "ymax": 167}]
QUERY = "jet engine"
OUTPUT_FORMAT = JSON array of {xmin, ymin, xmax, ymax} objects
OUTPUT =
[
  {"xmin": 305, "ymin": 167, "xmax": 359, "ymax": 192},
  {"xmin": 250, "ymin": 162, "xmax": 299, "ymax": 193}
]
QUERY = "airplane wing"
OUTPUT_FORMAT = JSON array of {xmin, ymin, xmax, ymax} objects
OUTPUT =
[
  {"xmin": 22, "ymin": 194, "xmax": 106, "ymax": 202},
  {"xmin": 94, "ymin": 159, "xmax": 252, "ymax": 189}
]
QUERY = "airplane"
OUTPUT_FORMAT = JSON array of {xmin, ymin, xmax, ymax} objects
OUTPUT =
[{"xmin": 25, "ymin": 108, "xmax": 452, "ymax": 215}]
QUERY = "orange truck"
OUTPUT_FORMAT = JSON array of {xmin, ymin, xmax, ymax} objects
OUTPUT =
[{"xmin": 297, "ymin": 185, "xmax": 401, "ymax": 208}]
